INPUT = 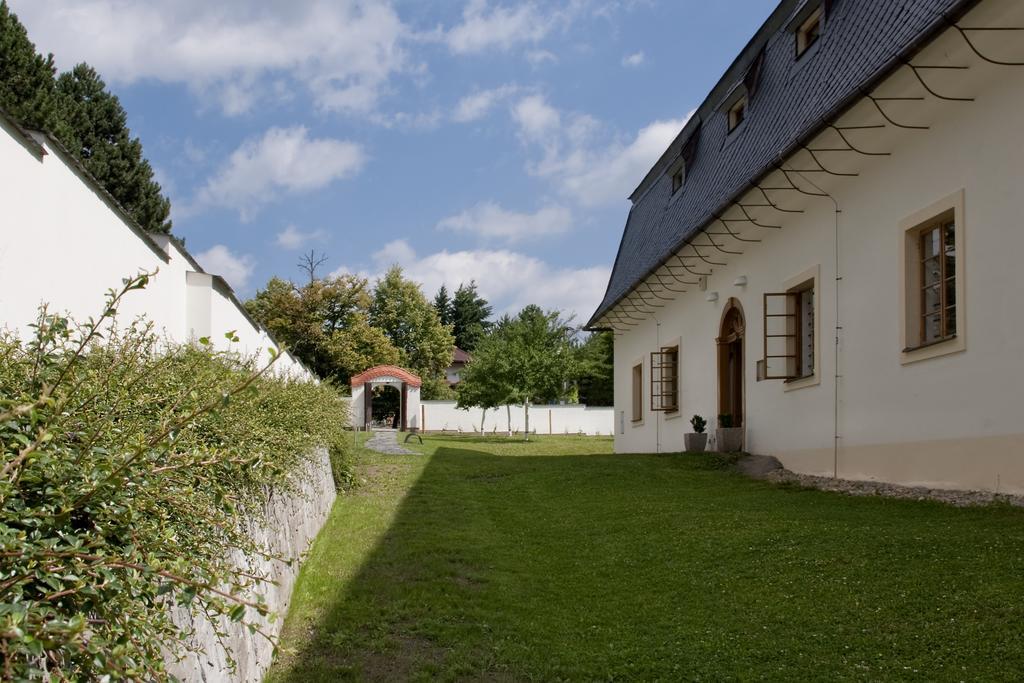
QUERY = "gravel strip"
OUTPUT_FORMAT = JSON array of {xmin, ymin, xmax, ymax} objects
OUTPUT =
[{"xmin": 762, "ymin": 468, "xmax": 1024, "ymax": 508}]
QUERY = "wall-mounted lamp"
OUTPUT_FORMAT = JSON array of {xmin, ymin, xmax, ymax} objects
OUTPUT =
[
  {"xmin": 705, "ymin": 291, "xmax": 719, "ymax": 302},
  {"xmin": 733, "ymin": 275, "xmax": 748, "ymax": 287}
]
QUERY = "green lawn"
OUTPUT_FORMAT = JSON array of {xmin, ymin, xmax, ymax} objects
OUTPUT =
[{"xmin": 267, "ymin": 435, "xmax": 1024, "ymax": 681}]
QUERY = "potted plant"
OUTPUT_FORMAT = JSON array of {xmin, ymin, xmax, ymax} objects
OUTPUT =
[
  {"xmin": 716, "ymin": 414, "xmax": 744, "ymax": 452},
  {"xmin": 684, "ymin": 415, "xmax": 708, "ymax": 452}
]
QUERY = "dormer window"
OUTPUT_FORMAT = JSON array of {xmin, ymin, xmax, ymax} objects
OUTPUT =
[
  {"xmin": 728, "ymin": 96, "xmax": 747, "ymax": 133},
  {"xmin": 796, "ymin": 6, "xmax": 823, "ymax": 57},
  {"xmin": 671, "ymin": 164, "xmax": 685, "ymax": 194}
]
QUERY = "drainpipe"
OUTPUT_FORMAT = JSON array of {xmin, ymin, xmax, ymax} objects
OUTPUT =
[
  {"xmin": 787, "ymin": 167, "xmax": 842, "ymax": 479},
  {"xmin": 652, "ymin": 312, "xmax": 662, "ymax": 454}
]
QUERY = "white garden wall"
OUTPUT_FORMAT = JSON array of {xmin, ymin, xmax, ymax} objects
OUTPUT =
[
  {"xmin": 0, "ymin": 118, "xmax": 310, "ymax": 379},
  {"xmin": 419, "ymin": 401, "xmax": 614, "ymax": 436}
]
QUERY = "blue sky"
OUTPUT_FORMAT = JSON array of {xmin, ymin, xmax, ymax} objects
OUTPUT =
[{"xmin": 13, "ymin": 0, "xmax": 776, "ymax": 318}]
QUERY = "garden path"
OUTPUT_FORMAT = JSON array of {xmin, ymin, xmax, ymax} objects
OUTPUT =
[{"xmin": 364, "ymin": 429, "xmax": 415, "ymax": 455}]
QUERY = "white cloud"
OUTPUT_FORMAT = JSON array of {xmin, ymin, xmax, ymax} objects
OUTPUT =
[
  {"xmin": 275, "ymin": 225, "xmax": 327, "ymax": 250},
  {"xmin": 369, "ymin": 109, "xmax": 443, "ymax": 130},
  {"xmin": 561, "ymin": 116, "xmax": 690, "ymax": 206},
  {"xmin": 373, "ymin": 239, "xmax": 417, "ymax": 266},
  {"xmin": 196, "ymin": 244, "xmax": 255, "ymax": 291},
  {"xmin": 446, "ymin": 0, "xmax": 552, "ymax": 54},
  {"xmin": 622, "ymin": 51, "xmax": 645, "ymax": 67},
  {"xmin": 511, "ymin": 94, "xmax": 562, "ymax": 140},
  {"xmin": 196, "ymin": 126, "xmax": 366, "ymax": 219},
  {"xmin": 10, "ymin": 0, "xmax": 409, "ymax": 116},
  {"xmin": 437, "ymin": 202, "xmax": 572, "ymax": 243},
  {"xmin": 361, "ymin": 240, "xmax": 608, "ymax": 318},
  {"xmin": 453, "ymin": 84, "xmax": 519, "ymax": 123},
  {"xmin": 511, "ymin": 94, "xmax": 693, "ymax": 207},
  {"xmin": 525, "ymin": 49, "xmax": 558, "ymax": 67}
]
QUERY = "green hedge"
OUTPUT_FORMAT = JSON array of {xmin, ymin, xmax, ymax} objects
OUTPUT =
[{"xmin": 0, "ymin": 275, "xmax": 348, "ymax": 679}]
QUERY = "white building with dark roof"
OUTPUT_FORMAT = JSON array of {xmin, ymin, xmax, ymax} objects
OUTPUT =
[{"xmin": 587, "ymin": 0, "xmax": 1024, "ymax": 493}]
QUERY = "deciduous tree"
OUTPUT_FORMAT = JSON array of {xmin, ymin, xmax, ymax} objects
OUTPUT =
[
  {"xmin": 246, "ymin": 275, "xmax": 400, "ymax": 385},
  {"xmin": 456, "ymin": 334, "xmax": 514, "ymax": 433},
  {"xmin": 370, "ymin": 266, "xmax": 454, "ymax": 384},
  {"xmin": 455, "ymin": 305, "xmax": 577, "ymax": 440}
]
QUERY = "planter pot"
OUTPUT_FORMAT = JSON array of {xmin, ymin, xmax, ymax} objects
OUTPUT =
[
  {"xmin": 684, "ymin": 433, "xmax": 708, "ymax": 452},
  {"xmin": 715, "ymin": 427, "xmax": 744, "ymax": 453}
]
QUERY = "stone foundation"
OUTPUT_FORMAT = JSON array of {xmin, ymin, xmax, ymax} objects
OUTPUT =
[{"xmin": 166, "ymin": 448, "xmax": 336, "ymax": 682}]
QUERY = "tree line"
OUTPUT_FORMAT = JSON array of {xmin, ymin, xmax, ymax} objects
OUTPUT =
[
  {"xmin": 455, "ymin": 306, "xmax": 613, "ymax": 437},
  {"xmin": 0, "ymin": 1, "xmax": 171, "ymax": 233},
  {"xmin": 244, "ymin": 260, "xmax": 613, "ymax": 407}
]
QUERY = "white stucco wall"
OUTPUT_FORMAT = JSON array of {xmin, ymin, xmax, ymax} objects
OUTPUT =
[
  {"xmin": 609, "ymin": 26, "xmax": 1024, "ymax": 493},
  {"xmin": 420, "ymin": 401, "xmax": 614, "ymax": 436},
  {"xmin": 0, "ymin": 123, "xmax": 310, "ymax": 379}
]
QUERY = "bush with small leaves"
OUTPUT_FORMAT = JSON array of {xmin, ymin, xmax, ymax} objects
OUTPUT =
[
  {"xmin": 690, "ymin": 415, "xmax": 706, "ymax": 434},
  {"xmin": 0, "ymin": 273, "xmax": 347, "ymax": 680}
]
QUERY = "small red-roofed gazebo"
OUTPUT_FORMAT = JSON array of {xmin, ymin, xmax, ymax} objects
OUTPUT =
[{"xmin": 350, "ymin": 365, "xmax": 422, "ymax": 431}]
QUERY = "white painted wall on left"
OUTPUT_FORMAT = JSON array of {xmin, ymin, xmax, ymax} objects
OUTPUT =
[{"xmin": 0, "ymin": 116, "xmax": 310, "ymax": 379}]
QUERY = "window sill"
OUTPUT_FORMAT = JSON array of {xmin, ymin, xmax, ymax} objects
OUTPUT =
[
  {"xmin": 631, "ymin": 418, "xmax": 645, "ymax": 428},
  {"xmin": 903, "ymin": 336, "xmax": 957, "ymax": 354},
  {"xmin": 784, "ymin": 373, "xmax": 820, "ymax": 392},
  {"xmin": 663, "ymin": 410, "xmax": 682, "ymax": 421},
  {"xmin": 901, "ymin": 334, "xmax": 965, "ymax": 365}
]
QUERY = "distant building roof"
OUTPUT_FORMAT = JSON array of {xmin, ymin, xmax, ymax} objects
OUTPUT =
[
  {"xmin": 452, "ymin": 347, "xmax": 471, "ymax": 364},
  {"xmin": 588, "ymin": 0, "xmax": 976, "ymax": 327}
]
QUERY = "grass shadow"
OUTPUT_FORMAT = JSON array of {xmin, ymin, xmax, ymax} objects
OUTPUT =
[{"xmin": 270, "ymin": 441, "xmax": 1024, "ymax": 681}]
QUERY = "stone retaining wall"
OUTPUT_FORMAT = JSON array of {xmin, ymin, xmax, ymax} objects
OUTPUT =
[{"xmin": 166, "ymin": 448, "xmax": 336, "ymax": 682}]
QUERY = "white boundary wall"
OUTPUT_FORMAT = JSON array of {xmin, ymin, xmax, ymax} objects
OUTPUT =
[
  {"xmin": 0, "ymin": 116, "xmax": 310, "ymax": 379},
  {"xmin": 420, "ymin": 401, "xmax": 614, "ymax": 436}
]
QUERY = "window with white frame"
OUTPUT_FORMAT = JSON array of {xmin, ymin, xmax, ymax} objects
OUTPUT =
[{"xmin": 900, "ymin": 191, "xmax": 966, "ymax": 363}]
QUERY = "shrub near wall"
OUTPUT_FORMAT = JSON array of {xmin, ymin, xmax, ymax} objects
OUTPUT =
[{"xmin": 0, "ymin": 275, "xmax": 348, "ymax": 680}]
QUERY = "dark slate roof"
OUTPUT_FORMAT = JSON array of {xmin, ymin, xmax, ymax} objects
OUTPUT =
[{"xmin": 588, "ymin": 0, "xmax": 976, "ymax": 328}]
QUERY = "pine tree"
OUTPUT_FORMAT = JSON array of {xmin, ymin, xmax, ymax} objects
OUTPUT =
[
  {"xmin": 55, "ymin": 64, "xmax": 172, "ymax": 233},
  {"xmin": 0, "ymin": 1, "xmax": 60, "ymax": 130},
  {"xmin": 451, "ymin": 281, "xmax": 493, "ymax": 352},
  {"xmin": 433, "ymin": 285, "xmax": 454, "ymax": 327}
]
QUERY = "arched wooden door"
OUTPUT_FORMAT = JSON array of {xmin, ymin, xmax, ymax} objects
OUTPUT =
[{"xmin": 717, "ymin": 299, "xmax": 745, "ymax": 427}]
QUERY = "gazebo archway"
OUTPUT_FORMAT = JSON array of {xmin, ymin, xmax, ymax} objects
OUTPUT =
[{"xmin": 350, "ymin": 365, "xmax": 422, "ymax": 431}]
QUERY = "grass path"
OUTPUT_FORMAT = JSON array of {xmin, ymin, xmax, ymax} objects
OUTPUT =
[{"xmin": 267, "ymin": 435, "xmax": 1024, "ymax": 681}]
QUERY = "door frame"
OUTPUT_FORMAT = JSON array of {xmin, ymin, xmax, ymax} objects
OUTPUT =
[{"xmin": 716, "ymin": 297, "xmax": 746, "ymax": 427}]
